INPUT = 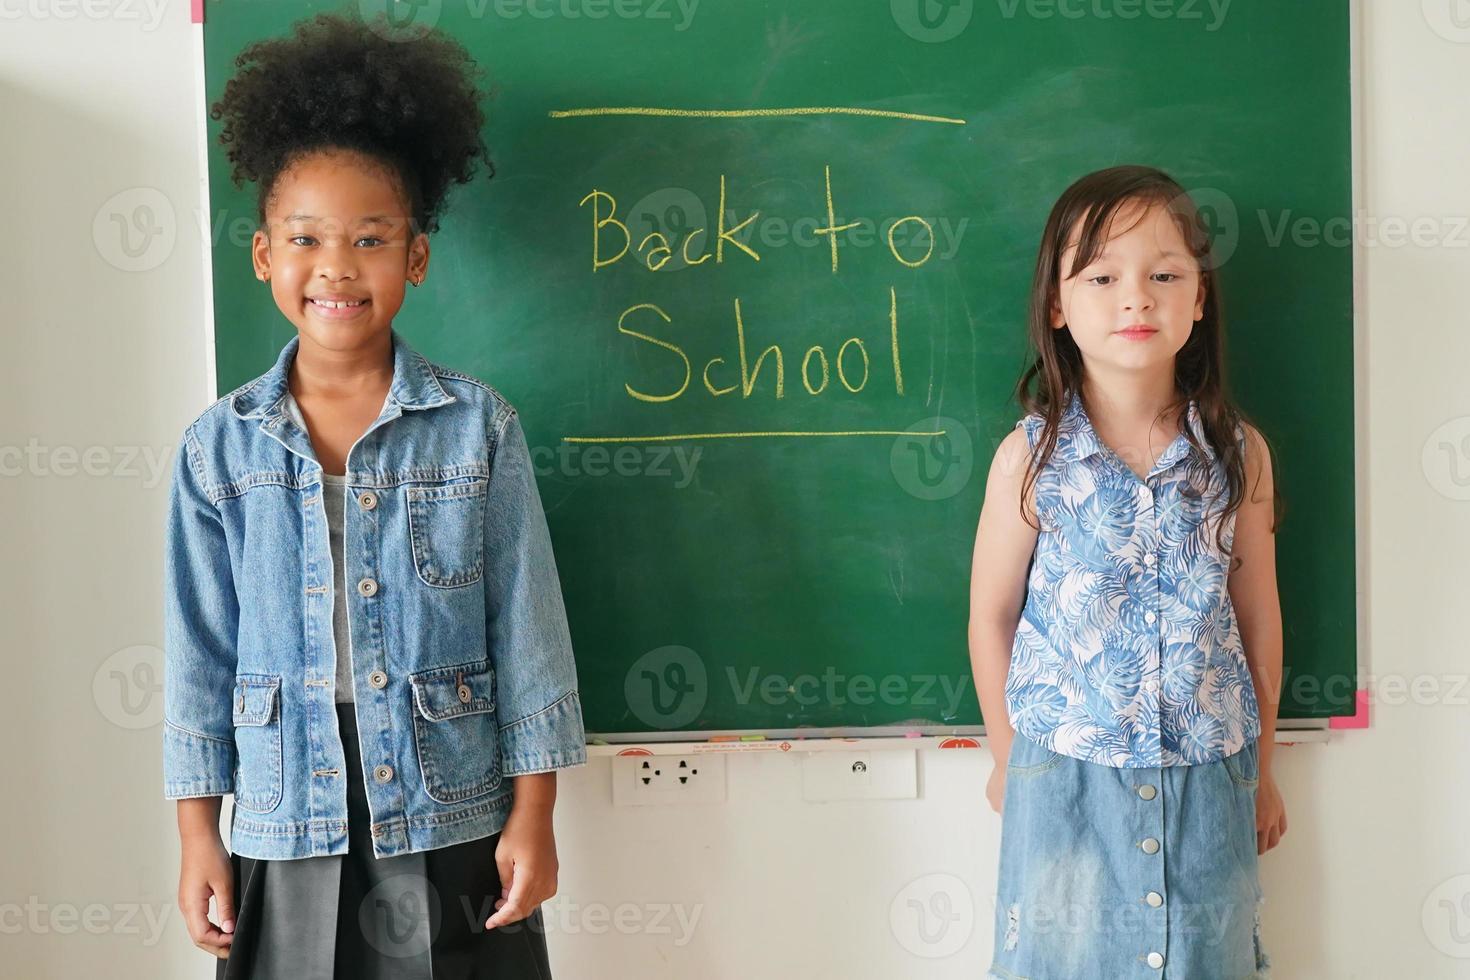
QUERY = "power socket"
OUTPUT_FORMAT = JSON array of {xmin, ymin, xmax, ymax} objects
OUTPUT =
[{"xmin": 612, "ymin": 754, "xmax": 727, "ymax": 806}]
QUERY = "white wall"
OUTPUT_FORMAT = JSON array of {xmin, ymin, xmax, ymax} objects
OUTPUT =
[{"xmin": 3, "ymin": 1, "xmax": 1468, "ymax": 977}]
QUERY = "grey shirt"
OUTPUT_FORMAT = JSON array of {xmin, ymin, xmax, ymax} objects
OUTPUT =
[{"xmin": 283, "ymin": 392, "xmax": 354, "ymax": 703}]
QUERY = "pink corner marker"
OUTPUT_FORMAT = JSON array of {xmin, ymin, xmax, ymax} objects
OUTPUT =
[{"xmin": 1328, "ymin": 689, "xmax": 1370, "ymax": 729}]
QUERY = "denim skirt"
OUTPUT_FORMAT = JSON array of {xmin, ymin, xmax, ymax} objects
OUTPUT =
[
  {"xmin": 988, "ymin": 732, "xmax": 1270, "ymax": 979},
  {"xmin": 217, "ymin": 702, "xmax": 553, "ymax": 980}
]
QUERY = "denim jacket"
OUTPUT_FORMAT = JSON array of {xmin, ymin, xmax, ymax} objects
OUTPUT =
[{"xmin": 162, "ymin": 328, "xmax": 587, "ymax": 859}]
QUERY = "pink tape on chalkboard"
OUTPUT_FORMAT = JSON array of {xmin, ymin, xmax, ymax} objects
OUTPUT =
[
  {"xmin": 1328, "ymin": 688, "xmax": 1369, "ymax": 729},
  {"xmin": 191, "ymin": 0, "xmax": 203, "ymax": 24}
]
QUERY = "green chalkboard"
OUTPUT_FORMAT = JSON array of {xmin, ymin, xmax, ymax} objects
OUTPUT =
[{"xmin": 203, "ymin": 0, "xmax": 1357, "ymax": 737}]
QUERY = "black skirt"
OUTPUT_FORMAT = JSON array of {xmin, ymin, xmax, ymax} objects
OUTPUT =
[{"xmin": 218, "ymin": 702, "xmax": 553, "ymax": 980}]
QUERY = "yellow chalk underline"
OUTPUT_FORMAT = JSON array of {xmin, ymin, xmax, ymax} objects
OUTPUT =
[
  {"xmin": 564, "ymin": 430, "xmax": 946, "ymax": 444},
  {"xmin": 548, "ymin": 106, "xmax": 966, "ymax": 126}
]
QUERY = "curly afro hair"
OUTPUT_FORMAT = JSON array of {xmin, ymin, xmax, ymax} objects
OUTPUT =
[{"xmin": 210, "ymin": 10, "xmax": 493, "ymax": 236}]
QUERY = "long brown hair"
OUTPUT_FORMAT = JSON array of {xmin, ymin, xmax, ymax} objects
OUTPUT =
[{"xmin": 1013, "ymin": 165, "xmax": 1282, "ymax": 564}]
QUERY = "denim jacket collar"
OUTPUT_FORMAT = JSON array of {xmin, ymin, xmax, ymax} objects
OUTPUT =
[{"xmin": 229, "ymin": 328, "xmax": 457, "ymax": 424}]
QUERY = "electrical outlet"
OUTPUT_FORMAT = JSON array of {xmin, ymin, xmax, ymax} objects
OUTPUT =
[{"xmin": 612, "ymin": 754, "xmax": 727, "ymax": 806}]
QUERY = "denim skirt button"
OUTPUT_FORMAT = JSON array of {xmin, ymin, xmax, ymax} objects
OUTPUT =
[
  {"xmin": 1138, "ymin": 784, "xmax": 1157, "ymax": 800},
  {"xmin": 1141, "ymin": 837, "xmax": 1160, "ymax": 854},
  {"xmin": 1146, "ymin": 891, "xmax": 1164, "ymax": 907},
  {"xmin": 1147, "ymin": 951, "xmax": 1165, "ymax": 968}
]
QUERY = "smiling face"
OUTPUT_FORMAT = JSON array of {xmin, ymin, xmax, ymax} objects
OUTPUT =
[
  {"xmin": 250, "ymin": 148, "xmax": 429, "ymax": 353},
  {"xmin": 1050, "ymin": 199, "xmax": 1206, "ymax": 378}
]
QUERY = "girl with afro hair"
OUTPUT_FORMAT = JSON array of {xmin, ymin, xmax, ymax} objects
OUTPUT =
[{"xmin": 163, "ymin": 10, "xmax": 587, "ymax": 978}]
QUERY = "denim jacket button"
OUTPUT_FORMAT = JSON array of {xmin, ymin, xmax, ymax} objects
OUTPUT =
[
  {"xmin": 1137, "ymin": 784, "xmax": 1157, "ymax": 801},
  {"xmin": 457, "ymin": 683, "xmax": 472, "ymax": 703},
  {"xmin": 1141, "ymin": 837, "xmax": 1160, "ymax": 854},
  {"xmin": 1146, "ymin": 951, "xmax": 1165, "ymax": 969},
  {"xmin": 369, "ymin": 670, "xmax": 388, "ymax": 689},
  {"xmin": 357, "ymin": 578, "xmax": 378, "ymax": 597},
  {"xmin": 358, "ymin": 491, "xmax": 378, "ymax": 511},
  {"xmin": 374, "ymin": 764, "xmax": 394, "ymax": 783},
  {"xmin": 1145, "ymin": 891, "xmax": 1164, "ymax": 908}
]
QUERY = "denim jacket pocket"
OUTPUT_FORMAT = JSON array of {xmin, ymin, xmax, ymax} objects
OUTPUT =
[
  {"xmin": 407, "ymin": 480, "xmax": 487, "ymax": 588},
  {"xmin": 231, "ymin": 675, "xmax": 282, "ymax": 813},
  {"xmin": 409, "ymin": 659, "xmax": 502, "ymax": 803}
]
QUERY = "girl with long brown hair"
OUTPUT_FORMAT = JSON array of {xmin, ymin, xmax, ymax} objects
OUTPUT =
[{"xmin": 969, "ymin": 165, "xmax": 1286, "ymax": 977}]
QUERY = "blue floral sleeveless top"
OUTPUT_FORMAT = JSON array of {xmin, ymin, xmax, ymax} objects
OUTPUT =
[{"xmin": 1005, "ymin": 390, "xmax": 1262, "ymax": 767}]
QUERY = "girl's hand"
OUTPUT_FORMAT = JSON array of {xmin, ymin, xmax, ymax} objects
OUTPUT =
[
  {"xmin": 986, "ymin": 764, "xmax": 1007, "ymax": 814},
  {"xmin": 486, "ymin": 805, "xmax": 559, "ymax": 930},
  {"xmin": 1255, "ymin": 772, "xmax": 1288, "ymax": 855},
  {"xmin": 177, "ymin": 831, "xmax": 235, "ymax": 958}
]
